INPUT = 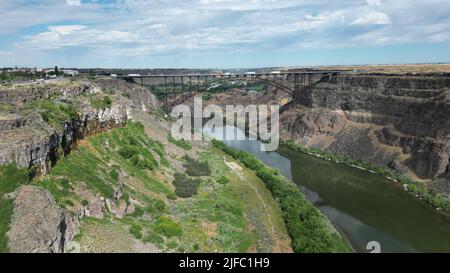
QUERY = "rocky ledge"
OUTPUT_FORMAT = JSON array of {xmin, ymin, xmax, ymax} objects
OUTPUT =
[{"xmin": 6, "ymin": 185, "xmax": 78, "ymax": 253}]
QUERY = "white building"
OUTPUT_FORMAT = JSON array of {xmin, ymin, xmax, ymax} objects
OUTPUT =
[{"xmin": 62, "ymin": 70, "xmax": 79, "ymax": 77}]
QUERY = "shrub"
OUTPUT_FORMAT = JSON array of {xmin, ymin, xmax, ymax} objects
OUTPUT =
[
  {"xmin": 193, "ymin": 243, "xmax": 200, "ymax": 251},
  {"xmin": 134, "ymin": 154, "xmax": 157, "ymax": 170},
  {"xmin": 64, "ymin": 199, "xmax": 74, "ymax": 206},
  {"xmin": 166, "ymin": 192, "xmax": 177, "ymax": 200},
  {"xmin": 183, "ymin": 156, "xmax": 211, "ymax": 177},
  {"xmin": 202, "ymin": 92, "xmax": 212, "ymax": 101},
  {"xmin": 153, "ymin": 217, "xmax": 182, "ymax": 237},
  {"xmin": 168, "ymin": 134, "xmax": 192, "ymax": 150},
  {"xmin": 118, "ymin": 145, "xmax": 139, "ymax": 159},
  {"xmin": 217, "ymin": 175, "xmax": 229, "ymax": 185},
  {"xmin": 153, "ymin": 199, "xmax": 167, "ymax": 212},
  {"xmin": 172, "ymin": 173, "xmax": 201, "ymax": 198},
  {"xmin": 127, "ymin": 136, "xmax": 140, "ymax": 146}
]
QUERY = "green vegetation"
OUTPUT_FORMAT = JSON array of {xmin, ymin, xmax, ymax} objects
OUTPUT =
[
  {"xmin": 39, "ymin": 121, "xmax": 172, "ymax": 210},
  {"xmin": 37, "ymin": 100, "xmax": 78, "ymax": 129},
  {"xmin": 129, "ymin": 224, "xmax": 143, "ymax": 239},
  {"xmin": 0, "ymin": 163, "xmax": 30, "ymax": 253},
  {"xmin": 128, "ymin": 206, "xmax": 145, "ymax": 218},
  {"xmin": 282, "ymin": 140, "xmax": 450, "ymax": 213},
  {"xmin": 143, "ymin": 230, "xmax": 164, "ymax": 245},
  {"xmin": 69, "ymin": 142, "xmax": 266, "ymax": 252},
  {"xmin": 0, "ymin": 198, "xmax": 14, "ymax": 253},
  {"xmin": 153, "ymin": 217, "xmax": 182, "ymax": 237},
  {"xmin": 212, "ymin": 139, "xmax": 350, "ymax": 253},
  {"xmin": 202, "ymin": 92, "xmax": 212, "ymax": 101},
  {"xmin": 118, "ymin": 141, "xmax": 157, "ymax": 171},
  {"xmin": 183, "ymin": 156, "xmax": 211, "ymax": 177},
  {"xmin": 48, "ymin": 146, "xmax": 115, "ymax": 199},
  {"xmin": 39, "ymin": 177, "xmax": 77, "ymax": 206},
  {"xmin": 90, "ymin": 96, "xmax": 112, "ymax": 110},
  {"xmin": 172, "ymin": 173, "xmax": 201, "ymax": 198},
  {"xmin": 0, "ymin": 70, "xmax": 47, "ymax": 82},
  {"xmin": 167, "ymin": 134, "xmax": 192, "ymax": 150},
  {"xmin": 217, "ymin": 175, "xmax": 229, "ymax": 185}
]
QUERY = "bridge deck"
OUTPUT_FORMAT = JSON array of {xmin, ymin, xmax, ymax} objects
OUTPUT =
[{"xmin": 116, "ymin": 71, "xmax": 346, "ymax": 78}]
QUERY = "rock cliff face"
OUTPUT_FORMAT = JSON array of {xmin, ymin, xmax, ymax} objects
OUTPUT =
[
  {"xmin": 6, "ymin": 185, "xmax": 78, "ymax": 253},
  {"xmin": 0, "ymin": 81, "xmax": 130, "ymax": 175},
  {"xmin": 0, "ymin": 78, "xmax": 159, "ymax": 253},
  {"xmin": 282, "ymin": 73, "xmax": 450, "ymax": 192}
]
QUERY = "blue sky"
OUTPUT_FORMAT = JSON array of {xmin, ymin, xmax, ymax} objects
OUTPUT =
[{"xmin": 1, "ymin": 0, "xmax": 450, "ymax": 68}]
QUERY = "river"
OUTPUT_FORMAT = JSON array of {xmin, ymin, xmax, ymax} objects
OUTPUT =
[{"xmin": 204, "ymin": 125, "xmax": 450, "ymax": 253}]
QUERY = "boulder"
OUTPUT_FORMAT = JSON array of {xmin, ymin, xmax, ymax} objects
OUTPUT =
[{"xmin": 7, "ymin": 185, "xmax": 78, "ymax": 253}]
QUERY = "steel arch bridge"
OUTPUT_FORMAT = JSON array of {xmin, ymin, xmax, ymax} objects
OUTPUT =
[{"xmin": 118, "ymin": 71, "xmax": 342, "ymax": 112}]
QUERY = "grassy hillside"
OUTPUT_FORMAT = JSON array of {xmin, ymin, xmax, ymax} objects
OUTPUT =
[{"xmin": 23, "ymin": 120, "xmax": 289, "ymax": 252}]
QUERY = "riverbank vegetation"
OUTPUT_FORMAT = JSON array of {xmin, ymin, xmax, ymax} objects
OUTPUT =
[
  {"xmin": 212, "ymin": 139, "xmax": 350, "ymax": 253},
  {"xmin": 282, "ymin": 140, "xmax": 450, "ymax": 213}
]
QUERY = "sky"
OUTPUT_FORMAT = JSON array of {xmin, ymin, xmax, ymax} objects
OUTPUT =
[{"xmin": 0, "ymin": 0, "xmax": 450, "ymax": 68}]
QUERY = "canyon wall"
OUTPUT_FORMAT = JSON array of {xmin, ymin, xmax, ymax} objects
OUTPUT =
[
  {"xmin": 0, "ymin": 82, "xmax": 130, "ymax": 175},
  {"xmin": 0, "ymin": 79, "xmax": 159, "ymax": 253},
  {"xmin": 282, "ymin": 73, "xmax": 450, "ymax": 192}
]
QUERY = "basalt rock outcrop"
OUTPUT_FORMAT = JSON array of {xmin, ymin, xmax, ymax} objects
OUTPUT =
[
  {"xmin": 0, "ymin": 80, "xmax": 131, "ymax": 175},
  {"xmin": 6, "ymin": 185, "xmax": 78, "ymax": 253},
  {"xmin": 0, "ymin": 79, "xmax": 160, "ymax": 253},
  {"xmin": 281, "ymin": 73, "xmax": 450, "ymax": 193}
]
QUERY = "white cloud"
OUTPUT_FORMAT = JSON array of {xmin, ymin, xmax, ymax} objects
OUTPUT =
[
  {"xmin": 66, "ymin": 0, "xmax": 81, "ymax": 6},
  {"xmin": 4, "ymin": 0, "xmax": 450, "ymax": 59},
  {"xmin": 20, "ymin": 25, "xmax": 138, "ymax": 49},
  {"xmin": 351, "ymin": 11, "xmax": 391, "ymax": 25},
  {"xmin": 48, "ymin": 25, "xmax": 87, "ymax": 35}
]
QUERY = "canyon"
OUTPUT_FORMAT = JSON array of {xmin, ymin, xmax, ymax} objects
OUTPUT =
[
  {"xmin": 0, "ymin": 77, "xmax": 295, "ymax": 253},
  {"xmin": 0, "ymin": 67, "xmax": 449, "ymax": 253},
  {"xmin": 199, "ymin": 72, "xmax": 450, "ymax": 197}
]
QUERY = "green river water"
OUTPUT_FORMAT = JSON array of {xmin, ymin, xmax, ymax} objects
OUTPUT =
[{"xmin": 207, "ymin": 125, "xmax": 450, "ymax": 253}]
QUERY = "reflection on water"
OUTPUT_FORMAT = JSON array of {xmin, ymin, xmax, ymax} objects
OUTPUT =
[{"xmin": 205, "ymin": 125, "xmax": 450, "ymax": 253}]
